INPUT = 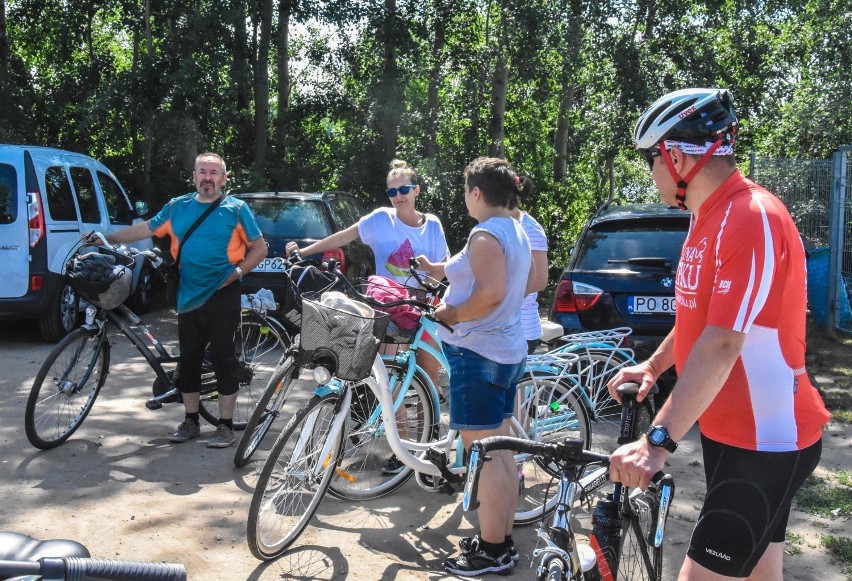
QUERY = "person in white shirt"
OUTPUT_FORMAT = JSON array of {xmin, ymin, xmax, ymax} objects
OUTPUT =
[
  {"xmin": 285, "ymin": 159, "xmax": 450, "ymax": 474},
  {"xmin": 509, "ymin": 195, "xmax": 548, "ymax": 354}
]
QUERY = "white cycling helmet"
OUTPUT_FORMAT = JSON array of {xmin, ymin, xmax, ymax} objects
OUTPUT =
[{"xmin": 633, "ymin": 88, "xmax": 738, "ymax": 151}]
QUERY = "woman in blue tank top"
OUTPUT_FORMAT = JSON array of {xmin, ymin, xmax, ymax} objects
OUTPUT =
[{"xmin": 416, "ymin": 157, "xmax": 535, "ymax": 576}]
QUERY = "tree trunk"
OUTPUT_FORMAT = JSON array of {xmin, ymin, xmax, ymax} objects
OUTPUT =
[
  {"xmin": 275, "ymin": 0, "xmax": 292, "ymax": 159},
  {"xmin": 0, "ymin": 0, "xmax": 9, "ymax": 95},
  {"xmin": 487, "ymin": 56, "xmax": 508, "ymax": 158},
  {"xmin": 254, "ymin": 0, "xmax": 273, "ymax": 170},
  {"xmin": 231, "ymin": 0, "xmax": 252, "ymax": 113},
  {"xmin": 553, "ymin": 3, "xmax": 582, "ymax": 182},
  {"xmin": 553, "ymin": 84, "xmax": 574, "ymax": 181},
  {"xmin": 379, "ymin": 0, "xmax": 401, "ymax": 161},
  {"xmin": 423, "ymin": 4, "xmax": 445, "ymax": 160},
  {"xmin": 143, "ymin": 0, "xmax": 153, "ymax": 197}
]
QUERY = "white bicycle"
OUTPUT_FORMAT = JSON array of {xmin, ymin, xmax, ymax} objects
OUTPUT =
[{"xmin": 246, "ymin": 266, "xmax": 590, "ymax": 560}]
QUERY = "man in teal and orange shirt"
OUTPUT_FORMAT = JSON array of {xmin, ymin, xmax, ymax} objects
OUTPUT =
[{"xmin": 106, "ymin": 152, "xmax": 267, "ymax": 448}]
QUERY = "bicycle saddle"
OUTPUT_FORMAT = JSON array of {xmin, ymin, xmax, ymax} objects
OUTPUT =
[{"xmin": 0, "ymin": 531, "xmax": 90, "ymax": 561}]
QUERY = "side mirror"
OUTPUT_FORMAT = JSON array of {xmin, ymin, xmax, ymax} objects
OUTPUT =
[{"xmin": 134, "ymin": 200, "xmax": 149, "ymax": 217}]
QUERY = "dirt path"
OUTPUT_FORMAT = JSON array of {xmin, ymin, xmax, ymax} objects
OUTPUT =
[{"xmin": 0, "ymin": 312, "xmax": 848, "ymax": 580}]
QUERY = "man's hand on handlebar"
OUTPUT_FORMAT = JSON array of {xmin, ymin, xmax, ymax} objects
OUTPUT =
[{"xmin": 606, "ymin": 361, "xmax": 658, "ymax": 404}]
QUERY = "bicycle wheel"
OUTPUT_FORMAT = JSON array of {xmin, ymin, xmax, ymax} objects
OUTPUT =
[
  {"xmin": 328, "ymin": 361, "xmax": 438, "ymax": 500},
  {"xmin": 199, "ymin": 312, "xmax": 290, "ymax": 430},
  {"xmin": 617, "ymin": 486, "xmax": 663, "ymax": 581},
  {"xmin": 512, "ymin": 375, "xmax": 591, "ymax": 525},
  {"xmin": 246, "ymin": 390, "xmax": 346, "ymax": 560},
  {"xmin": 571, "ymin": 349, "xmax": 651, "ymax": 455},
  {"xmin": 233, "ymin": 354, "xmax": 299, "ymax": 467},
  {"xmin": 544, "ymin": 556, "xmax": 567, "ymax": 581},
  {"xmin": 25, "ymin": 327, "xmax": 110, "ymax": 449}
]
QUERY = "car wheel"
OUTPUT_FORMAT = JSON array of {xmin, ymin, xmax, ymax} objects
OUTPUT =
[
  {"xmin": 126, "ymin": 263, "xmax": 153, "ymax": 314},
  {"xmin": 39, "ymin": 280, "xmax": 80, "ymax": 342}
]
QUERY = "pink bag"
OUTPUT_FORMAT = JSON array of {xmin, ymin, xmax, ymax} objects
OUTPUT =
[{"xmin": 365, "ymin": 275, "xmax": 421, "ymax": 330}]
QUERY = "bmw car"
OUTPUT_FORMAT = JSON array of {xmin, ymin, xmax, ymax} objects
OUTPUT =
[{"xmin": 549, "ymin": 203, "xmax": 690, "ymax": 359}]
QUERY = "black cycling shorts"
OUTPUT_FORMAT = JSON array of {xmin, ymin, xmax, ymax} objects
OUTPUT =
[{"xmin": 686, "ymin": 434, "xmax": 822, "ymax": 577}]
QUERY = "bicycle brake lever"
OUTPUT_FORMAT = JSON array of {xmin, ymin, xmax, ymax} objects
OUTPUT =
[{"xmin": 650, "ymin": 472, "xmax": 675, "ymax": 548}]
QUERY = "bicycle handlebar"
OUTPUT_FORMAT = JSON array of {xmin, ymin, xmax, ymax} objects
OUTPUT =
[
  {"xmin": 0, "ymin": 556, "xmax": 187, "ymax": 580},
  {"xmin": 320, "ymin": 257, "xmax": 455, "ymax": 333},
  {"xmin": 462, "ymin": 382, "xmax": 673, "ymax": 514},
  {"xmin": 462, "ymin": 436, "xmax": 610, "ymax": 512}
]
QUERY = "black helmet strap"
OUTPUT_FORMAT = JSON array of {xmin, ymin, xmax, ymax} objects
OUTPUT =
[{"xmin": 659, "ymin": 137, "xmax": 724, "ymax": 211}]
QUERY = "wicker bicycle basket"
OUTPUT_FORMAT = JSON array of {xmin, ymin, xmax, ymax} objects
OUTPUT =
[{"xmin": 298, "ymin": 293, "xmax": 390, "ymax": 381}]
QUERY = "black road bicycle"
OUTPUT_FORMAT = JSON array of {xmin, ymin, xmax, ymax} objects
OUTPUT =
[
  {"xmin": 24, "ymin": 233, "xmax": 289, "ymax": 449},
  {"xmin": 463, "ymin": 383, "xmax": 675, "ymax": 581}
]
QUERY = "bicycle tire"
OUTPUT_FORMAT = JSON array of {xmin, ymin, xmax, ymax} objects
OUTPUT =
[
  {"xmin": 545, "ymin": 556, "xmax": 566, "ymax": 581},
  {"xmin": 199, "ymin": 312, "xmax": 290, "ymax": 430},
  {"xmin": 571, "ymin": 349, "xmax": 656, "ymax": 455},
  {"xmin": 233, "ymin": 354, "xmax": 299, "ymax": 467},
  {"xmin": 328, "ymin": 361, "xmax": 437, "ymax": 500},
  {"xmin": 25, "ymin": 327, "xmax": 110, "ymax": 449},
  {"xmin": 617, "ymin": 486, "xmax": 663, "ymax": 581},
  {"xmin": 512, "ymin": 376, "xmax": 590, "ymax": 526},
  {"xmin": 246, "ymin": 391, "xmax": 345, "ymax": 560}
]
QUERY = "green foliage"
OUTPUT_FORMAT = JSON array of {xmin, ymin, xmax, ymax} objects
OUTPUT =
[{"xmin": 1, "ymin": 0, "xmax": 850, "ymax": 273}]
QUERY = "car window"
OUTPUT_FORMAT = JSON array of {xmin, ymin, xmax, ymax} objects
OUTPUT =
[
  {"xmin": 328, "ymin": 196, "xmax": 362, "ymax": 227},
  {"xmin": 574, "ymin": 220, "xmax": 687, "ymax": 271},
  {"xmin": 244, "ymin": 198, "xmax": 333, "ymax": 239},
  {"xmin": 97, "ymin": 171, "xmax": 133, "ymax": 225},
  {"xmin": 0, "ymin": 164, "xmax": 16, "ymax": 224},
  {"xmin": 44, "ymin": 166, "xmax": 78, "ymax": 221},
  {"xmin": 69, "ymin": 167, "xmax": 101, "ymax": 224}
]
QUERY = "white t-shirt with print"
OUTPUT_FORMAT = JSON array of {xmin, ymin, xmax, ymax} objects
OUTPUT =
[
  {"xmin": 358, "ymin": 207, "xmax": 450, "ymax": 285},
  {"xmin": 519, "ymin": 212, "xmax": 548, "ymax": 341}
]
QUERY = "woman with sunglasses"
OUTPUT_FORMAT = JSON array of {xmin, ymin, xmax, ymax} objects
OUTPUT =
[{"xmin": 286, "ymin": 159, "xmax": 450, "ymax": 474}]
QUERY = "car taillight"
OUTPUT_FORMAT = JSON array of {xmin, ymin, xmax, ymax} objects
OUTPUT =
[
  {"xmin": 27, "ymin": 191, "xmax": 45, "ymax": 248},
  {"xmin": 322, "ymin": 248, "xmax": 346, "ymax": 272},
  {"xmin": 31, "ymin": 275, "xmax": 43, "ymax": 291},
  {"xmin": 553, "ymin": 279, "xmax": 603, "ymax": 313}
]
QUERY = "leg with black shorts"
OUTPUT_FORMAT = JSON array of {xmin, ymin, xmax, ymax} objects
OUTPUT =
[{"xmin": 681, "ymin": 435, "xmax": 822, "ymax": 580}]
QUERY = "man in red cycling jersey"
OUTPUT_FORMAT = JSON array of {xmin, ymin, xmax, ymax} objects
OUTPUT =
[{"xmin": 607, "ymin": 88, "xmax": 830, "ymax": 581}]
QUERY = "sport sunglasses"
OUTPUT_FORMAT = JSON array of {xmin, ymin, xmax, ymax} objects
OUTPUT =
[
  {"xmin": 386, "ymin": 184, "xmax": 417, "ymax": 197},
  {"xmin": 644, "ymin": 149, "xmax": 662, "ymax": 171}
]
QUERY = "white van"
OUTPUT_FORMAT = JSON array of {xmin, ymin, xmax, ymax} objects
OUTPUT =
[{"xmin": 0, "ymin": 145, "xmax": 152, "ymax": 341}]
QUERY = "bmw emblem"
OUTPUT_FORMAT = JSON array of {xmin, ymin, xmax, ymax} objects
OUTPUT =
[{"xmin": 661, "ymin": 276, "xmax": 674, "ymax": 288}]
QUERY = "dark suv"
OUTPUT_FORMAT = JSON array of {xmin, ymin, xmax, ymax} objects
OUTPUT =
[
  {"xmin": 234, "ymin": 191, "xmax": 376, "ymax": 309},
  {"xmin": 549, "ymin": 203, "xmax": 690, "ymax": 359}
]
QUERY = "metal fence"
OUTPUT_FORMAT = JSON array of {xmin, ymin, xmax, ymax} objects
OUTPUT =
[{"xmin": 750, "ymin": 146, "xmax": 852, "ymax": 333}]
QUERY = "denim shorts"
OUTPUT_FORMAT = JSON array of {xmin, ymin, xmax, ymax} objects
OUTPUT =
[{"xmin": 444, "ymin": 343, "xmax": 526, "ymax": 430}]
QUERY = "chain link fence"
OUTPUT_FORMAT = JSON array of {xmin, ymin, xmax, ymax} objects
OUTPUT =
[{"xmin": 750, "ymin": 147, "xmax": 852, "ymax": 333}]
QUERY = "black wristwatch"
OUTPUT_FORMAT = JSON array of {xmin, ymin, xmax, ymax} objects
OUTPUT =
[{"xmin": 646, "ymin": 425, "xmax": 678, "ymax": 453}]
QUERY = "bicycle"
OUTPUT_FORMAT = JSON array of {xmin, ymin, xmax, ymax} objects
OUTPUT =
[
  {"xmin": 245, "ymin": 263, "xmax": 591, "ymax": 560},
  {"xmin": 232, "ymin": 255, "xmax": 344, "ymax": 467},
  {"xmin": 0, "ymin": 530, "xmax": 186, "ymax": 580},
  {"xmin": 462, "ymin": 382, "xmax": 676, "ymax": 581},
  {"xmin": 24, "ymin": 233, "xmax": 289, "ymax": 450}
]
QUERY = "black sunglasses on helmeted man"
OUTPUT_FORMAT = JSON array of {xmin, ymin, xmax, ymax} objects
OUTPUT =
[
  {"xmin": 644, "ymin": 149, "xmax": 662, "ymax": 171},
  {"xmin": 386, "ymin": 184, "xmax": 417, "ymax": 197}
]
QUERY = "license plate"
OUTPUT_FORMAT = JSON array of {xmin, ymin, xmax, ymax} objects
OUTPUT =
[
  {"xmin": 627, "ymin": 295, "xmax": 676, "ymax": 315},
  {"xmin": 252, "ymin": 258, "xmax": 286, "ymax": 273}
]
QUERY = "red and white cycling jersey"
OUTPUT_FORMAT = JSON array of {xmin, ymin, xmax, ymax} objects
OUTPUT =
[{"xmin": 673, "ymin": 170, "xmax": 830, "ymax": 451}]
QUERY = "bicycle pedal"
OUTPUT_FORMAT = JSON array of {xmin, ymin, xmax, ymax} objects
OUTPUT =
[
  {"xmin": 414, "ymin": 472, "xmax": 454, "ymax": 494},
  {"xmin": 145, "ymin": 400, "xmax": 163, "ymax": 410}
]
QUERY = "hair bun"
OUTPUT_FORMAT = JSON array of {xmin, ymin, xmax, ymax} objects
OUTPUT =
[{"xmin": 390, "ymin": 159, "xmax": 408, "ymax": 170}]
